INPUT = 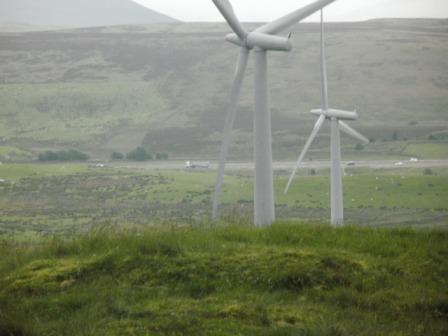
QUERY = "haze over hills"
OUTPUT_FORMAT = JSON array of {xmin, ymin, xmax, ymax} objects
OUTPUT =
[
  {"xmin": 133, "ymin": 0, "xmax": 448, "ymax": 22},
  {"xmin": 0, "ymin": 20, "xmax": 447, "ymax": 161},
  {"xmin": 0, "ymin": 0, "xmax": 178, "ymax": 31}
]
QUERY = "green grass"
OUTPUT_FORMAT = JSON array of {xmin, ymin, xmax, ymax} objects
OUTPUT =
[
  {"xmin": 0, "ymin": 146, "xmax": 33, "ymax": 160},
  {"xmin": 0, "ymin": 81, "xmax": 167, "ymax": 146},
  {"xmin": 3, "ymin": 166, "xmax": 447, "ymax": 209},
  {"xmin": 404, "ymin": 143, "xmax": 448, "ymax": 159},
  {"xmin": 0, "ymin": 163, "xmax": 90, "ymax": 180},
  {"xmin": 135, "ymin": 169, "xmax": 448, "ymax": 210},
  {"xmin": 0, "ymin": 223, "xmax": 447, "ymax": 335},
  {"xmin": 0, "ymin": 165, "xmax": 447, "ymax": 237},
  {"xmin": 277, "ymin": 175, "xmax": 448, "ymax": 210}
]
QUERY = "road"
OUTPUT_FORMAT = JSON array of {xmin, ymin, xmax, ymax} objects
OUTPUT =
[{"xmin": 109, "ymin": 160, "xmax": 448, "ymax": 171}]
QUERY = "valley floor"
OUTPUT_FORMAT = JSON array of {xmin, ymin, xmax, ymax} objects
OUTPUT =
[{"xmin": 0, "ymin": 162, "xmax": 447, "ymax": 239}]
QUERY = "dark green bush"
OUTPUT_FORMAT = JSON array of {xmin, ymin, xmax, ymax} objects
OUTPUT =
[
  {"xmin": 392, "ymin": 131, "xmax": 399, "ymax": 141},
  {"xmin": 355, "ymin": 143, "xmax": 365, "ymax": 151},
  {"xmin": 111, "ymin": 152, "xmax": 124, "ymax": 160},
  {"xmin": 155, "ymin": 153, "xmax": 169, "ymax": 160},
  {"xmin": 126, "ymin": 147, "xmax": 152, "ymax": 161},
  {"xmin": 423, "ymin": 168, "xmax": 434, "ymax": 176}
]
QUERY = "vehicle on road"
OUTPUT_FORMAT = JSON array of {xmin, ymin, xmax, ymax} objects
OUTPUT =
[
  {"xmin": 346, "ymin": 161, "xmax": 356, "ymax": 166},
  {"xmin": 185, "ymin": 161, "xmax": 210, "ymax": 169}
]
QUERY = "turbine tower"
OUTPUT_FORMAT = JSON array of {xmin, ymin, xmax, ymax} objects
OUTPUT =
[
  {"xmin": 212, "ymin": 0, "xmax": 337, "ymax": 227},
  {"xmin": 285, "ymin": 10, "xmax": 369, "ymax": 226}
]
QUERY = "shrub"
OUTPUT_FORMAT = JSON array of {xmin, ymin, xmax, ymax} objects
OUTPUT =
[
  {"xmin": 111, "ymin": 152, "xmax": 124, "ymax": 160},
  {"xmin": 355, "ymin": 143, "xmax": 365, "ymax": 151},
  {"xmin": 423, "ymin": 168, "xmax": 434, "ymax": 176},
  {"xmin": 155, "ymin": 153, "xmax": 169, "ymax": 160},
  {"xmin": 392, "ymin": 131, "xmax": 399, "ymax": 141},
  {"xmin": 38, "ymin": 151, "xmax": 58, "ymax": 161},
  {"xmin": 126, "ymin": 147, "xmax": 152, "ymax": 161}
]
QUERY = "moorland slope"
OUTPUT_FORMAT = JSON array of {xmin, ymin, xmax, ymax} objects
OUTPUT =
[{"xmin": 0, "ymin": 19, "xmax": 447, "ymax": 160}]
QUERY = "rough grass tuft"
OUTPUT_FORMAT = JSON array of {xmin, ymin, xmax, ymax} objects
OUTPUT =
[{"xmin": 0, "ymin": 222, "xmax": 447, "ymax": 335}]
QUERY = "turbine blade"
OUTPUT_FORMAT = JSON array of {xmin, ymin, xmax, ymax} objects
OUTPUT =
[
  {"xmin": 212, "ymin": 0, "xmax": 247, "ymax": 40},
  {"xmin": 212, "ymin": 48, "xmax": 250, "ymax": 219},
  {"xmin": 320, "ymin": 9, "xmax": 329, "ymax": 111},
  {"xmin": 256, "ymin": 0, "xmax": 336, "ymax": 35},
  {"xmin": 285, "ymin": 115, "xmax": 326, "ymax": 194},
  {"xmin": 339, "ymin": 121, "xmax": 370, "ymax": 144}
]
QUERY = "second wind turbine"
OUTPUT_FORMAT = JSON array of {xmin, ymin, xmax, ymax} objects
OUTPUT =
[{"xmin": 285, "ymin": 10, "xmax": 369, "ymax": 226}]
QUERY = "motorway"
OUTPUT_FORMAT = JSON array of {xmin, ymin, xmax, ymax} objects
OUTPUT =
[{"xmin": 109, "ymin": 160, "xmax": 448, "ymax": 171}]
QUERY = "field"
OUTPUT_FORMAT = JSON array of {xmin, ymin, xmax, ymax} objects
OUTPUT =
[
  {"xmin": 1, "ymin": 163, "xmax": 447, "ymax": 240},
  {"xmin": 1, "ymin": 223, "xmax": 447, "ymax": 335},
  {"xmin": 404, "ymin": 143, "xmax": 448, "ymax": 159}
]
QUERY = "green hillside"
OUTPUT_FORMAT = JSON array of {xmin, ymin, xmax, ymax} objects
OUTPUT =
[
  {"xmin": 1, "ymin": 223, "xmax": 447, "ymax": 335},
  {"xmin": 0, "ymin": 20, "xmax": 447, "ymax": 160}
]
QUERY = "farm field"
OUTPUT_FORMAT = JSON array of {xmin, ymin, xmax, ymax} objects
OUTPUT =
[
  {"xmin": 403, "ymin": 143, "xmax": 448, "ymax": 159},
  {"xmin": 0, "ymin": 163, "xmax": 447, "ymax": 239}
]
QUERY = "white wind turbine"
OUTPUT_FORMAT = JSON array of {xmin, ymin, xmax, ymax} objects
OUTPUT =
[
  {"xmin": 211, "ymin": 0, "xmax": 337, "ymax": 227},
  {"xmin": 285, "ymin": 9, "xmax": 369, "ymax": 226}
]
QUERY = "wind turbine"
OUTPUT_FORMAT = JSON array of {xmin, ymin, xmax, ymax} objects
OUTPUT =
[
  {"xmin": 211, "ymin": 0, "xmax": 337, "ymax": 227},
  {"xmin": 284, "ymin": 9, "xmax": 369, "ymax": 226}
]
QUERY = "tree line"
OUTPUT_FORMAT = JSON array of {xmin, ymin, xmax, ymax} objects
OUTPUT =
[
  {"xmin": 38, "ymin": 147, "xmax": 168, "ymax": 162},
  {"xmin": 112, "ymin": 147, "xmax": 168, "ymax": 161}
]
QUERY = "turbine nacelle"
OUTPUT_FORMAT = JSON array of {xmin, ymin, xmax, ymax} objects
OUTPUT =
[
  {"xmin": 226, "ymin": 32, "xmax": 292, "ymax": 52},
  {"xmin": 310, "ymin": 108, "xmax": 358, "ymax": 121}
]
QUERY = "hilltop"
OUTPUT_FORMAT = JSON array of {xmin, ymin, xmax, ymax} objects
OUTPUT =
[
  {"xmin": 0, "ymin": 19, "xmax": 447, "ymax": 160},
  {"xmin": 0, "ymin": 0, "xmax": 178, "ymax": 31},
  {"xmin": 0, "ymin": 223, "xmax": 447, "ymax": 335}
]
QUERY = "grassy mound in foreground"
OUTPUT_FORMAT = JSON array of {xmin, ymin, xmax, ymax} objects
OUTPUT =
[{"xmin": 0, "ymin": 223, "xmax": 447, "ymax": 336}]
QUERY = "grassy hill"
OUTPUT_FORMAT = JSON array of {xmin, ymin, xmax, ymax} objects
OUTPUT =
[
  {"xmin": 0, "ymin": 223, "xmax": 447, "ymax": 335},
  {"xmin": 0, "ymin": 0, "xmax": 178, "ymax": 30},
  {"xmin": 0, "ymin": 19, "xmax": 447, "ymax": 160}
]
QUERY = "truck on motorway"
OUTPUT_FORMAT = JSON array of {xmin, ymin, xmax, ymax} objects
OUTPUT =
[{"xmin": 185, "ymin": 161, "xmax": 211, "ymax": 169}]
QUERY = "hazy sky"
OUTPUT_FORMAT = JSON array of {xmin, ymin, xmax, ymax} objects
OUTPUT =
[{"xmin": 133, "ymin": 0, "xmax": 448, "ymax": 22}]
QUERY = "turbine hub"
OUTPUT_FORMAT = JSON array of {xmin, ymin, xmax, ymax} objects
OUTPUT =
[
  {"xmin": 310, "ymin": 108, "xmax": 358, "ymax": 121},
  {"xmin": 226, "ymin": 32, "xmax": 292, "ymax": 52}
]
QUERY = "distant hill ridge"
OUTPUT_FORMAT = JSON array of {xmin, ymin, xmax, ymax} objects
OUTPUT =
[
  {"xmin": 0, "ymin": 19, "xmax": 446, "ymax": 159},
  {"xmin": 0, "ymin": 0, "xmax": 178, "ymax": 29}
]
